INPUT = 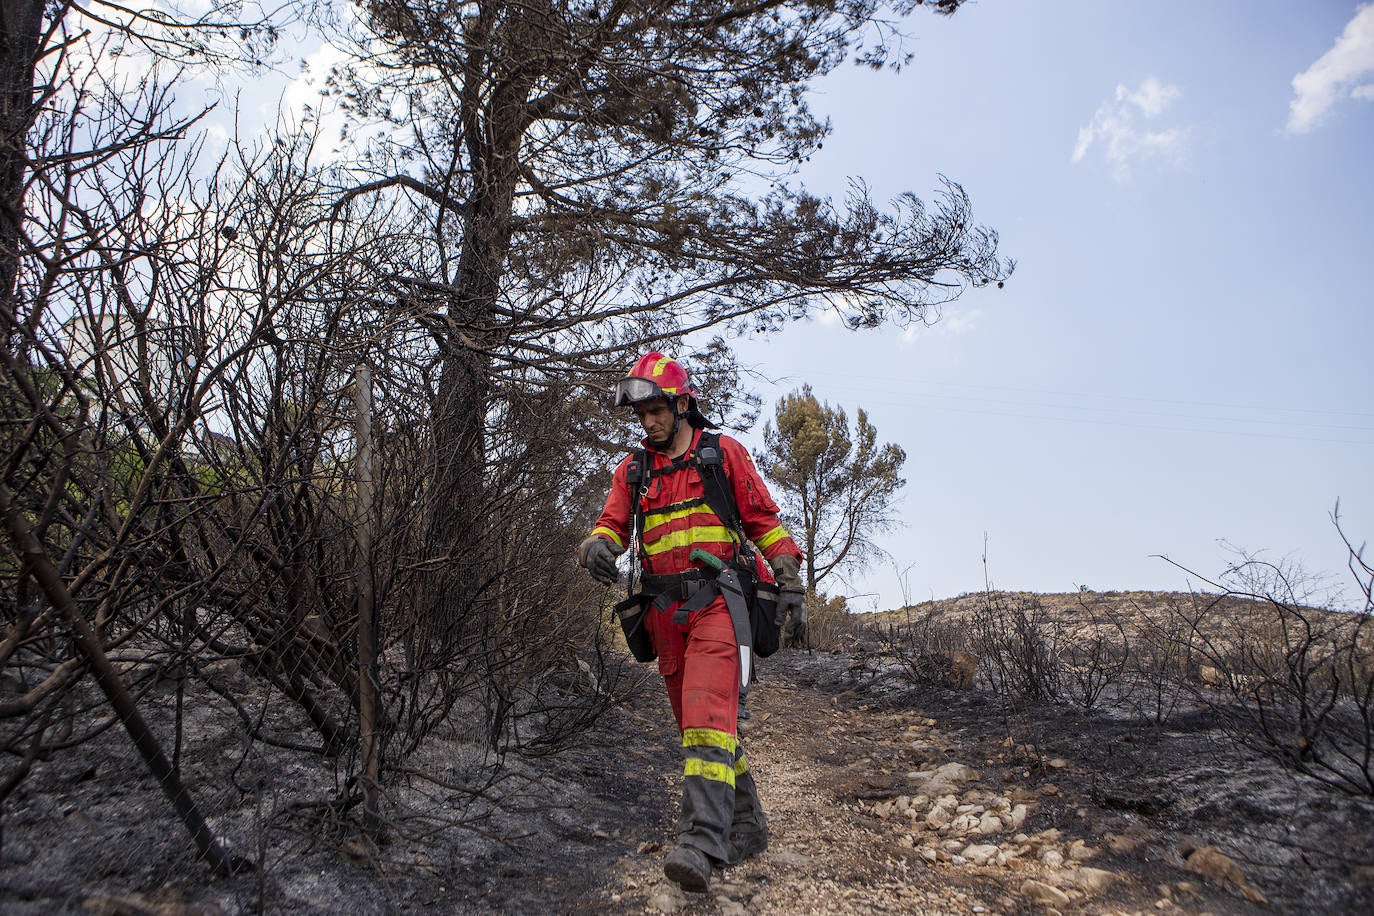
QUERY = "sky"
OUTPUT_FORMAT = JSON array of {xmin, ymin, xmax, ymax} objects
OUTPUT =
[
  {"xmin": 726, "ymin": 1, "xmax": 1374, "ymax": 611},
  {"xmin": 196, "ymin": 1, "xmax": 1373, "ymax": 611}
]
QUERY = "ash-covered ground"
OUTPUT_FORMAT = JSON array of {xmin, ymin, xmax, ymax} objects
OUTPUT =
[{"xmin": 3, "ymin": 648, "xmax": 1371, "ymax": 914}]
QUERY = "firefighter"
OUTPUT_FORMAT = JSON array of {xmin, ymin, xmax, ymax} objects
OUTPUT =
[{"xmin": 577, "ymin": 352, "xmax": 804, "ymax": 893}]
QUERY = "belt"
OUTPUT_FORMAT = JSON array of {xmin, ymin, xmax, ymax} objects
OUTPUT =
[{"xmin": 640, "ymin": 568, "xmax": 720, "ymax": 602}]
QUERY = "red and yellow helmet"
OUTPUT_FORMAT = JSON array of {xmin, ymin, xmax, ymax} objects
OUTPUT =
[{"xmin": 613, "ymin": 352, "xmax": 697, "ymax": 407}]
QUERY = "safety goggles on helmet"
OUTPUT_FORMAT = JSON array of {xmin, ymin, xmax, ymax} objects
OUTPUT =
[{"xmin": 612, "ymin": 375, "xmax": 666, "ymax": 407}]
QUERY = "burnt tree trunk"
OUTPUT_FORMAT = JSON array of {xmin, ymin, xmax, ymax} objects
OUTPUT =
[
  {"xmin": 0, "ymin": 0, "xmax": 41, "ymax": 315},
  {"xmin": 422, "ymin": 37, "xmax": 533, "ymax": 651}
]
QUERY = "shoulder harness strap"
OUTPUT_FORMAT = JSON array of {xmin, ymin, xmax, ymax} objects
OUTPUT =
[{"xmin": 625, "ymin": 432, "xmax": 752, "ymax": 573}]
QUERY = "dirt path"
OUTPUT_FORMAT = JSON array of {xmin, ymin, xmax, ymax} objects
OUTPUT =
[{"xmin": 564, "ymin": 650, "xmax": 1345, "ymax": 916}]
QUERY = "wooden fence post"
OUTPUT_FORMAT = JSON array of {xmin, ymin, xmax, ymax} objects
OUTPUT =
[{"xmin": 354, "ymin": 364, "xmax": 381, "ymax": 833}]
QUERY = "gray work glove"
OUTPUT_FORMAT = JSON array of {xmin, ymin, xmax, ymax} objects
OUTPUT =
[
  {"xmin": 770, "ymin": 554, "xmax": 807, "ymax": 641},
  {"xmin": 577, "ymin": 535, "xmax": 625, "ymax": 585},
  {"xmin": 778, "ymin": 588, "xmax": 806, "ymax": 625}
]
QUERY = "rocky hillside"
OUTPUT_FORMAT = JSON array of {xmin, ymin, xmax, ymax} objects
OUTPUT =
[{"xmin": 871, "ymin": 588, "xmax": 1348, "ymax": 630}]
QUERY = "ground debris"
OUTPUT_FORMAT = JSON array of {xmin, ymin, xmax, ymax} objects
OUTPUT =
[{"xmin": 6, "ymin": 646, "xmax": 1372, "ymax": 913}]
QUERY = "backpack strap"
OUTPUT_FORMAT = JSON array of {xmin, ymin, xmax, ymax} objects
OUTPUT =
[
  {"xmin": 626, "ymin": 431, "xmax": 752, "ymax": 576},
  {"xmin": 692, "ymin": 432, "xmax": 746, "ymax": 547}
]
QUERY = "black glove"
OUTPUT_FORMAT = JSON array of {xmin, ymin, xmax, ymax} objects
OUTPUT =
[
  {"xmin": 769, "ymin": 554, "xmax": 807, "ymax": 643},
  {"xmin": 577, "ymin": 536, "xmax": 625, "ymax": 585}
]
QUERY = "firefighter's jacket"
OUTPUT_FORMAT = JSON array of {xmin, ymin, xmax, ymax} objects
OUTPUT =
[{"xmin": 590, "ymin": 428, "xmax": 802, "ymax": 574}]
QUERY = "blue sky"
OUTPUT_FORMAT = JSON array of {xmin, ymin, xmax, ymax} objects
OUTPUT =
[
  {"xmin": 198, "ymin": 1, "xmax": 1371, "ymax": 611},
  {"xmin": 730, "ymin": 1, "xmax": 1374, "ymax": 610}
]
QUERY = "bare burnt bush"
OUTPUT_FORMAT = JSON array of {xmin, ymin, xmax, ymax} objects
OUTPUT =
[
  {"xmin": 1167, "ymin": 527, "xmax": 1374, "ymax": 797},
  {"xmin": 804, "ymin": 592, "xmax": 865, "ymax": 654},
  {"xmin": 384, "ymin": 374, "xmax": 637, "ymax": 760},
  {"xmin": 1119, "ymin": 598, "xmax": 1199, "ymax": 725},
  {"xmin": 1053, "ymin": 593, "xmax": 1133, "ymax": 710},
  {"xmin": 970, "ymin": 592, "xmax": 1062, "ymax": 706},
  {"xmin": 877, "ymin": 604, "xmax": 976, "ymax": 689},
  {"xmin": 0, "ymin": 49, "xmax": 630, "ymax": 891}
]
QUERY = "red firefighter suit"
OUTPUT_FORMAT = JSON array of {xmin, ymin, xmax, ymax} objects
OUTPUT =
[{"xmin": 589, "ymin": 427, "xmax": 802, "ymax": 865}]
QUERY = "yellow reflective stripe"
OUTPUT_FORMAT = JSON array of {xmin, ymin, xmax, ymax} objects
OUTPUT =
[
  {"xmin": 682, "ymin": 728, "xmax": 738, "ymax": 753},
  {"xmin": 652, "ymin": 356, "xmax": 670, "ymax": 377},
  {"xmin": 684, "ymin": 759, "xmax": 736, "ymax": 786},
  {"xmin": 590, "ymin": 526, "xmax": 625, "ymax": 548},
  {"xmin": 755, "ymin": 525, "xmax": 789, "ymax": 550},
  {"xmin": 643, "ymin": 499, "xmax": 710, "ymax": 525},
  {"xmin": 643, "ymin": 526, "xmax": 735, "ymax": 556},
  {"xmin": 734, "ymin": 754, "xmax": 750, "ymax": 776}
]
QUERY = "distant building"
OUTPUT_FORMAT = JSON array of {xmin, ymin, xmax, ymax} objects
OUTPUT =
[{"xmin": 61, "ymin": 310, "xmax": 187, "ymax": 403}]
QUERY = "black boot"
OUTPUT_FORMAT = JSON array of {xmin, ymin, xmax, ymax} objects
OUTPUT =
[{"xmin": 664, "ymin": 845, "xmax": 713, "ymax": 893}]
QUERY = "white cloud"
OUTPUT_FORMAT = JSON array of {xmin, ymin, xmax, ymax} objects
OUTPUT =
[
  {"xmin": 899, "ymin": 307, "xmax": 983, "ymax": 346},
  {"xmin": 1124, "ymin": 76, "xmax": 1180, "ymax": 118},
  {"xmin": 1072, "ymin": 77, "xmax": 1190, "ymax": 182},
  {"xmin": 1287, "ymin": 4, "xmax": 1374, "ymax": 134}
]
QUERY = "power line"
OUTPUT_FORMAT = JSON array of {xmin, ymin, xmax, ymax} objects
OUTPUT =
[
  {"xmin": 806, "ymin": 386, "xmax": 1374, "ymax": 436},
  {"xmin": 748, "ymin": 382, "xmax": 1372, "ymax": 445},
  {"xmin": 778, "ymin": 367, "xmax": 1374, "ymax": 421},
  {"xmin": 901, "ymin": 401, "xmax": 1374, "ymax": 446}
]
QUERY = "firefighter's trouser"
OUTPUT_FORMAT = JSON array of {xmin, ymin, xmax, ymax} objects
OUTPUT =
[{"xmin": 647, "ymin": 593, "xmax": 766, "ymax": 862}]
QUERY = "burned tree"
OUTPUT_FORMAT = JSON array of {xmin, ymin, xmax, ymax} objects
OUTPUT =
[{"xmin": 324, "ymin": 0, "xmax": 1010, "ymax": 648}]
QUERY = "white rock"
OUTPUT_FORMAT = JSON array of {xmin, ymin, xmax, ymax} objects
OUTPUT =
[
  {"xmin": 1008, "ymin": 804, "xmax": 1029, "ymax": 830},
  {"xmin": 925, "ymin": 806, "xmax": 953, "ymax": 829},
  {"xmin": 962, "ymin": 844, "xmax": 1000, "ymax": 866},
  {"xmin": 935, "ymin": 762, "xmax": 979, "ymax": 783},
  {"xmin": 1021, "ymin": 880, "xmax": 1071, "ymax": 907},
  {"xmin": 951, "ymin": 814, "xmax": 981, "ymax": 834},
  {"xmin": 1072, "ymin": 867, "xmax": 1116, "ymax": 892},
  {"xmin": 1068, "ymin": 841, "xmax": 1096, "ymax": 862},
  {"xmin": 978, "ymin": 813, "xmax": 1004, "ymax": 835},
  {"xmin": 648, "ymin": 887, "xmax": 683, "ymax": 912},
  {"xmin": 920, "ymin": 847, "xmax": 939, "ymax": 864},
  {"xmin": 920, "ymin": 778, "xmax": 958, "ymax": 798},
  {"xmin": 1040, "ymin": 849, "xmax": 1065, "ymax": 868},
  {"xmin": 991, "ymin": 796, "xmax": 1013, "ymax": 813},
  {"xmin": 874, "ymin": 800, "xmax": 894, "ymax": 820}
]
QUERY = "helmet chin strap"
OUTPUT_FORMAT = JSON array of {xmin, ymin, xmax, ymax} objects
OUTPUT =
[{"xmin": 646, "ymin": 396, "xmax": 690, "ymax": 451}]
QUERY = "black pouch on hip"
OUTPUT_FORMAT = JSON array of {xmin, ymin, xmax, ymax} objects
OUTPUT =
[{"xmin": 613, "ymin": 594, "xmax": 657, "ymax": 662}]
